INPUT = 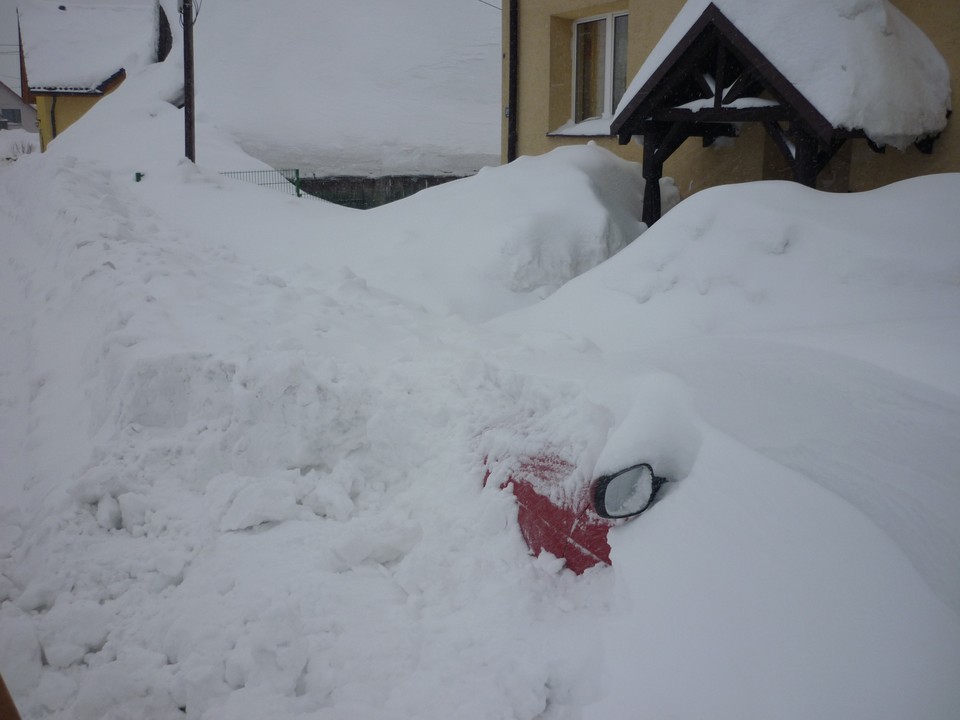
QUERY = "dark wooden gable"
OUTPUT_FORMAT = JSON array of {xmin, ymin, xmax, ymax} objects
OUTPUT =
[{"xmin": 612, "ymin": 3, "xmax": 862, "ymax": 225}]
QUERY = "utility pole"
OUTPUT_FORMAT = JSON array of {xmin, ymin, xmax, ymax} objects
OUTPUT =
[
  {"xmin": 182, "ymin": 0, "xmax": 196, "ymax": 162},
  {"xmin": 507, "ymin": 0, "xmax": 519, "ymax": 162}
]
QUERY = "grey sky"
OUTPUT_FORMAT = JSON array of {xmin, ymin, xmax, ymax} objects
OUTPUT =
[{"xmin": 0, "ymin": 0, "xmax": 20, "ymax": 90}]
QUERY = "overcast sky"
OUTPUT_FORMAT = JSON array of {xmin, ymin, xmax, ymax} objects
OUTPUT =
[{"xmin": 0, "ymin": 0, "xmax": 20, "ymax": 90}]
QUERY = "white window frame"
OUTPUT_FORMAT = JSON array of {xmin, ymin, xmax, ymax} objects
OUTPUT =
[{"xmin": 571, "ymin": 11, "xmax": 628, "ymax": 124}]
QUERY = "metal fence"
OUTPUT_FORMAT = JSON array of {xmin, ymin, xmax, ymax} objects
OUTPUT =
[{"xmin": 219, "ymin": 168, "xmax": 302, "ymax": 197}]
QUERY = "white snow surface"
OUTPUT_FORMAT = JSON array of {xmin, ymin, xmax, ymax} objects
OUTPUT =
[
  {"xmin": 18, "ymin": 0, "xmax": 160, "ymax": 92},
  {"xmin": 617, "ymin": 0, "xmax": 952, "ymax": 148},
  {"xmin": 2, "ymin": 60, "xmax": 960, "ymax": 720},
  {"xmin": 192, "ymin": 0, "xmax": 502, "ymax": 175},
  {"xmin": 0, "ymin": 128, "xmax": 39, "ymax": 160}
]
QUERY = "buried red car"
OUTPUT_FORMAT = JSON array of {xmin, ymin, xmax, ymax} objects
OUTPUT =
[{"xmin": 484, "ymin": 454, "xmax": 668, "ymax": 574}]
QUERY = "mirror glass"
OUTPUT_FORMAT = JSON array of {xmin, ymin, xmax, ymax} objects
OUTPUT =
[{"xmin": 595, "ymin": 463, "xmax": 658, "ymax": 518}]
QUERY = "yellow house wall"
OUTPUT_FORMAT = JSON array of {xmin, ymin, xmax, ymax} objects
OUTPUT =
[
  {"xmin": 35, "ymin": 82, "xmax": 122, "ymax": 152},
  {"xmin": 503, "ymin": 0, "xmax": 959, "ymax": 202},
  {"xmin": 503, "ymin": 0, "xmax": 643, "ymax": 164},
  {"xmin": 35, "ymin": 95, "xmax": 55, "ymax": 151}
]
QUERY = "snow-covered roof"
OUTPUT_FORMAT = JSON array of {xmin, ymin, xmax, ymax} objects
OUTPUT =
[
  {"xmin": 18, "ymin": 0, "xmax": 160, "ymax": 94},
  {"xmin": 616, "ymin": 0, "xmax": 951, "ymax": 148}
]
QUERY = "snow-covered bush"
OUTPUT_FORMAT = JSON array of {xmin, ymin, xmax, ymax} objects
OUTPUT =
[{"xmin": 0, "ymin": 130, "xmax": 37, "ymax": 162}]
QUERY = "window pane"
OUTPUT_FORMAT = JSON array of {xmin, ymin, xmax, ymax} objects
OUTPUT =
[
  {"xmin": 575, "ymin": 18, "xmax": 606, "ymax": 122},
  {"xmin": 612, "ymin": 15, "xmax": 629, "ymax": 111}
]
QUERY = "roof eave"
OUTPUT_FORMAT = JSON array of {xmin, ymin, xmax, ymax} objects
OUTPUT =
[
  {"xmin": 612, "ymin": 2, "xmax": 836, "ymax": 146},
  {"xmin": 28, "ymin": 68, "xmax": 126, "ymax": 97}
]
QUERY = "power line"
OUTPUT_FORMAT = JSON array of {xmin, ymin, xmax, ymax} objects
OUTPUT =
[{"xmin": 475, "ymin": 0, "xmax": 500, "ymax": 10}]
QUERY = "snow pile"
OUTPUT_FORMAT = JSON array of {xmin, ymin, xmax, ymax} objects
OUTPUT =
[
  {"xmin": 314, "ymin": 145, "xmax": 677, "ymax": 321},
  {"xmin": 618, "ymin": 0, "xmax": 952, "ymax": 148},
  {"xmin": 496, "ymin": 176, "xmax": 960, "ymax": 615},
  {"xmin": 43, "ymin": 62, "xmax": 664, "ymax": 321},
  {"xmin": 2, "ymin": 64, "xmax": 960, "ymax": 719},
  {"xmin": 38, "ymin": 58, "xmax": 276, "ymax": 175},
  {"xmin": 0, "ymin": 144, "xmax": 631, "ymax": 719}
]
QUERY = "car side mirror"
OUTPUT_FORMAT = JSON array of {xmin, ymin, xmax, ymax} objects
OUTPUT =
[{"xmin": 592, "ymin": 463, "xmax": 667, "ymax": 519}]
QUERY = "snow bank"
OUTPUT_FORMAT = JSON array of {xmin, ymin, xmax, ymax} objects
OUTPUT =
[
  {"xmin": 497, "ymin": 175, "xmax": 960, "ymax": 617},
  {"xmin": 0, "ymin": 149, "xmax": 623, "ymax": 719},
  {"xmin": 35, "ymin": 55, "xmax": 658, "ymax": 323},
  {"xmin": 316, "ymin": 145, "xmax": 677, "ymax": 321},
  {"xmin": 39, "ymin": 58, "xmax": 274, "ymax": 174}
]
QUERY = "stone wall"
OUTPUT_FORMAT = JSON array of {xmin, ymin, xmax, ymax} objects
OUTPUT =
[{"xmin": 300, "ymin": 175, "xmax": 464, "ymax": 209}]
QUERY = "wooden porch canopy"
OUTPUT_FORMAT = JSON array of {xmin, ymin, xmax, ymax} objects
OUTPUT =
[{"xmin": 611, "ymin": 2, "xmax": 941, "ymax": 226}]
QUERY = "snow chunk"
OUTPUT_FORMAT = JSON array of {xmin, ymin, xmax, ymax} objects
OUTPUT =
[
  {"xmin": 36, "ymin": 599, "xmax": 111, "ymax": 668},
  {"xmin": 218, "ymin": 474, "xmax": 309, "ymax": 532},
  {"xmin": 332, "ymin": 518, "xmax": 423, "ymax": 569},
  {"xmin": 0, "ymin": 608, "xmax": 43, "ymax": 697}
]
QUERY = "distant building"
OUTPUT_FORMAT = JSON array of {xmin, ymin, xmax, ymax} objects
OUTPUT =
[
  {"xmin": 0, "ymin": 79, "xmax": 37, "ymax": 132},
  {"xmin": 17, "ymin": 0, "xmax": 172, "ymax": 151},
  {"xmin": 502, "ymin": 0, "xmax": 957, "ymax": 223}
]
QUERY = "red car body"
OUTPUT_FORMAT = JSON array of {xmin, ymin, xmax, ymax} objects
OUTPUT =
[{"xmin": 485, "ymin": 454, "xmax": 619, "ymax": 575}]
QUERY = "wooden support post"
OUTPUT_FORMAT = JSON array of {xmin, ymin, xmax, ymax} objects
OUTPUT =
[
  {"xmin": 793, "ymin": 132, "xmax": 819, "ymax": 187},
  {"xmin": 642, "ymin": 130, "xmax": 664, "ymax": 226},
  {"xmin": 640, "ymin": 122, "xmax": 692, "ymax": 226}
]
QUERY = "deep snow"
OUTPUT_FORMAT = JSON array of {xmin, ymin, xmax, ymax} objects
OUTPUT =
[{"xmin": 2, "ymin": 26, "xmax": 960, "ymax": 720}]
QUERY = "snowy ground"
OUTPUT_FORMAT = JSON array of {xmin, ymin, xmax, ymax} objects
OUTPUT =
[
  {"xmin": 0, "ymin": 130, "xmax": 39, "ymax": 163},
  {"xmin": 2, "ymin": 55, "xmax": 960, "ymax": 720}
]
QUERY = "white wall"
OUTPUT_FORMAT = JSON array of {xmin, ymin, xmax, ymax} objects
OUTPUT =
[{"xmin": 0, "ymin": 80, "xmax": 38, "ymax": 133}]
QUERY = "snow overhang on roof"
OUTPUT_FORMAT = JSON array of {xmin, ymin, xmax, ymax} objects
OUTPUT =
[
  {"xmin": 613, "ymin": 0, "xmax": 952, "ymax": 150},
  {"xmin": 18, "ymin": 0, "xmax": 160, "ymax": 95}
]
